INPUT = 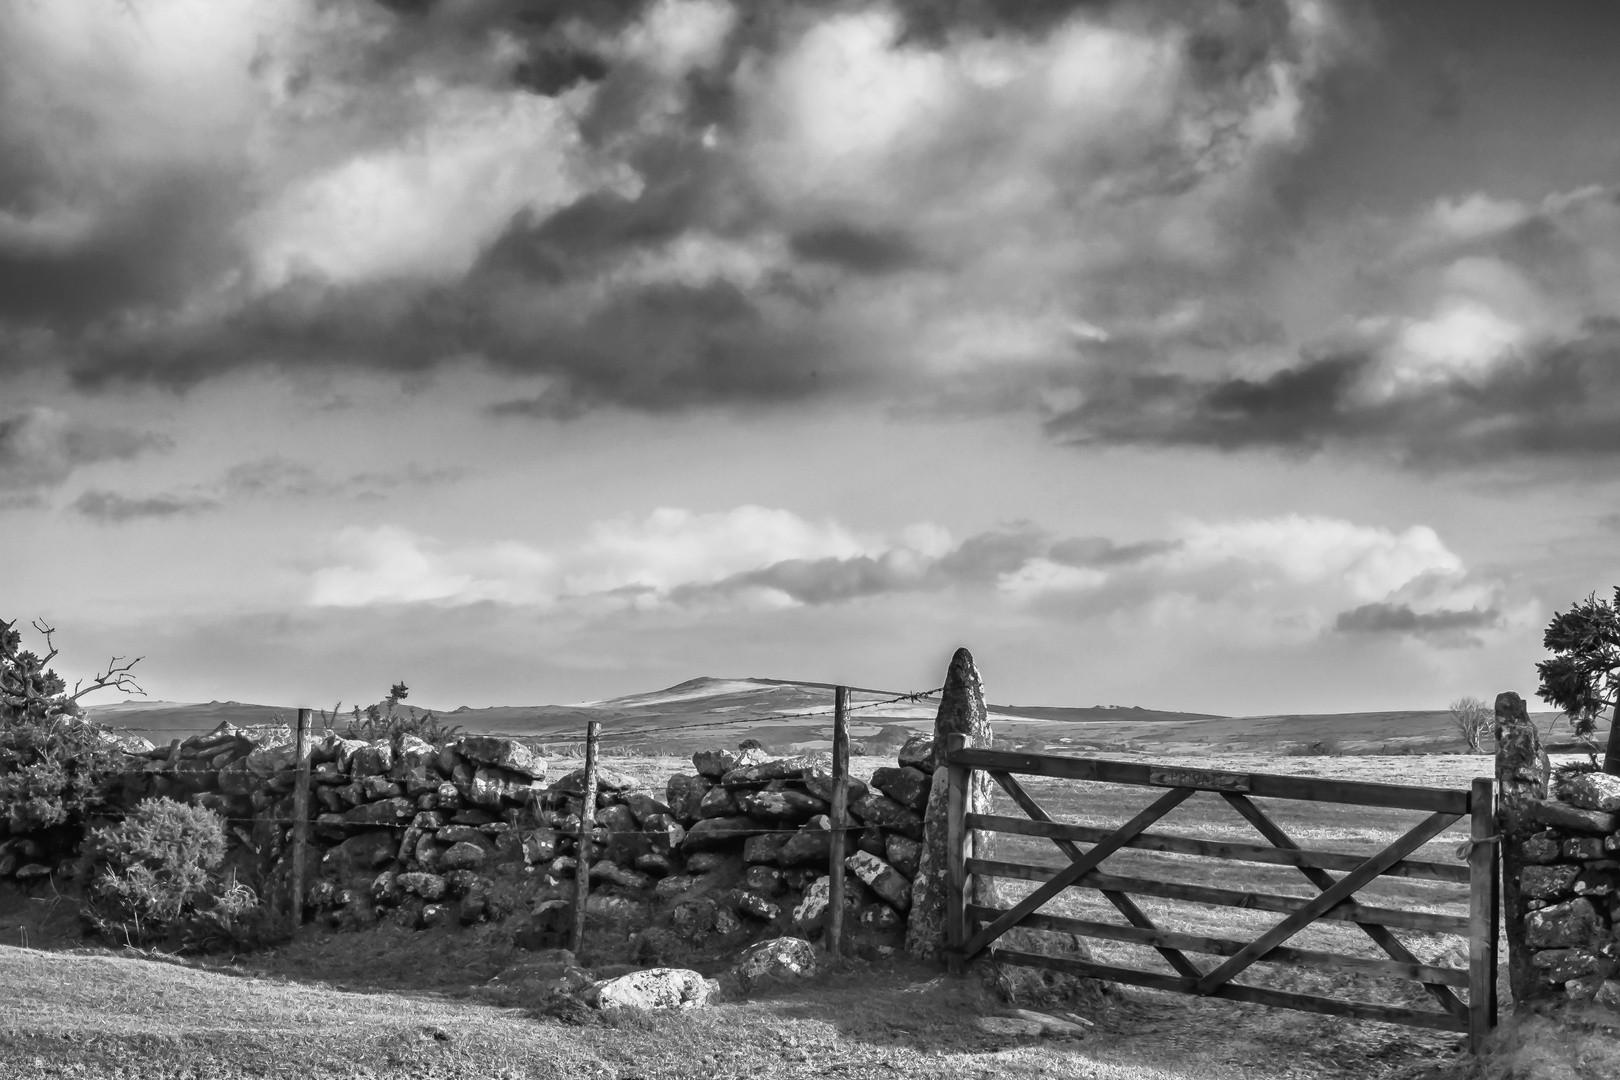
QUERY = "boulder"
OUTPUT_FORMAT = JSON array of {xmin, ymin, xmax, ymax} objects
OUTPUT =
[
  {"xmin": 342, "ymin": 797, "xmax": 415, "ymax": 826},
  {"xmin": 589, "ymin": 860, "xmax": 653, "ymax": 891},
  {"xmin": 371, "ymin": 871, "xmax": 401, "ymax": 905},
  {"xmin": 885, "ymin": 834, "xmax": 923, "ymax": 880},
  {"xmin": 641, "ymin": 814, "xmax": 686, "ymax": 856},
  {"xmin": 1520, "ymin": 865, "xmax": 1580, "ymax": 900},
  {"xmin": 736, "ymin": 789, "xmax": 828, "ymax": 823},
  {"xmin": 468, "ymin": 766, "xmax": 538, "ymax": 809},
  {"xmin": 686, "ymin": 851, "xmax": 730, "ymax": 875},
  {"xmin": 858, "ymin": 826, "xmax": 887, "ymax": 858},
  {"xmin": 585, "ymin": 968, "xmax": 714, "ymax": 1010},
  {"xmin": 361, "ymin": 776, "xmax": 405, "ymax": 801},
  {"xmin": 454, "ymin": 736, "xmax": 546, "ymax": 781},
  {"xmin": 1527, "ymin": 799, "xmax": 1618, "ymax": 835},
  {"xmin": 860, "ymin": 903, "xmax": 902, "ymax": 932},
  {"xmin": 549, "ymin": 765, "xmax": 640, "ymax": 796},
  {"xmin": 800, "ymin": 767, "xmax": 869, "ymax": 806},
  {"xmin": 847, "ymin": 851, "xmax": 911, "ymax": 911},
  {"xmin": 1526, "ymin": 898, "xmax": 1604, "ymax": 948},
  {"xmin": 414, "ymin": 833, "xmax": 442, "ymax": 873},
  {"xmin": 655, "ymin": 875, "xmax": 698, "ymax": 900},
  {"xmin": 635, "ymin": 852, "xmax": 674, "ymax": 878},
  {"xmin": 437, "ymin": 824, "xmax": 492, "ymax": 847},
  {"xmin": 792, "ymin": 877, "xmax": 830, "ymax": 934},
  {"xmin": 397, "ymin": 871, "xmax": 448, "ymax": 901},
  {"xmin": 436, "ymin": 781, "xmax": 463, "ymax": 810},
  {"xmin": 351, "ymin": 743, "xmax": 394, "ymax": 777},
  {"xmin": 681, "ymin": 816, "xmax": 768, "ymax": 852},
  {"xmin": 777, "ymin": 828, "xmax": 832, "ymax": 867},
  {"xmin": 693, "ymin": 749, "xmax": 742, "ymax": 779},
  {"xmin": 1565, "ymin": 772, "xmax": 1620, "ymax": 813},
  {"xmin": 321, "ymin": 831, "xmax": 398, "ymax": 880},
  {"xmin": 721, "ymin": 756, "xmax": 824, "ymax": 788},
  {"xmin": 698, "ymin": 786, "xmax": 741, "ymax": 819},
  {"xmin": 412, "ymin": 811, "xmax": 446, "ymax": 830},
  {"xmin": 732, "ymin": 937, "xmax": 821, "ymax": 989},
  {"xmin": 441, "ymin": 842, "xmax": 487, "ymax": 871},
  {"xmin": 437, "ymin": 744, "xmax": 464, "ymax": 778},
  {"xmin": 523, "ymin": 828, "xmax": 561, "ymax": 865},
  {"xmin": 738, "ymin": 892, "xmax": 781, "ymax": 922},
  {"xmin": 871, "ymin": 767, "xmax": 931, "ymax": 812},
  {"xmin": 665, "ymin": 775, "xmax": 711, "ymax": 823},
  {"xmin": 744, "ymin": 865, "xmax": 785, "ymax": 897},
  {"xmin": 852, "ymin": 792, "xmax": 924, "ymax": 840},
  {"xmin": 1531, "ymin": 948, "xmax": 1615, "ymax": 984},
  {"xmin": 622, "ymin": 792, "xmax": 672, "ymax": 825},
  {"xmin": 897, "ymin": 734, "xmax": 935, "ymax": 773},
  {"xmin": 743, "ymin": 833, "xmax": 789, "ymax": 864},
  {"xmin": 329, "ymin": 738, "xmax": 368, "ymax": 771}
]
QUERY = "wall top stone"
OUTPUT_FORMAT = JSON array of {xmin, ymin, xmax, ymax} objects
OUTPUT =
[{"xmin": 1565, "ymin": 772, "xmax": 1620, "ymax": 814}]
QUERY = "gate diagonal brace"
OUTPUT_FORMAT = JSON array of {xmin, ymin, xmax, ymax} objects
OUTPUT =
[
  {"xmin": 1195, "ymin": 803, "xmax": 1462, "ymax": 998},
  {"xmin": 963, "ymin": 785, "xmax": 1194, "ymax": 961},
  {"xmin": 1219, "ymin": 793, "xmax": 1470, "ymax": 1021},
  {"xmin": 989, "ymin": 771, "xmax": 1204, "ymax": 980}
]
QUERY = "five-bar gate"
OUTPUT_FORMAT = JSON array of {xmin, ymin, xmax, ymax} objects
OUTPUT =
[{"xmin": 941, "ymin": 734, "xmax": 1499, "ymax": 1051}]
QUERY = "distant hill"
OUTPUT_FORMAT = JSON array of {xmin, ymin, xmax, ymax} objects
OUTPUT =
[{"xmin": 84, "ymin": 677, "xmax": 1603, "ymax": 758}]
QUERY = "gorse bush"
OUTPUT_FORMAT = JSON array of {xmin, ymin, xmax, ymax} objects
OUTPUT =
[
  {"xmin": 340, "ymin": 681, "xmax": 463, "ymax": 746},
  {"xmin": 1, "ymin": 617, "xmax": 139, "ymax": 835},
  {"xmin": 83, "ymin": 797, "xmax": 251, "ymax": 946}
]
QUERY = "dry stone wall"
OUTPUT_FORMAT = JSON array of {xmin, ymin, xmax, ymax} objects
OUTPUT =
[
  {"xmin": 1507, "ymin": 771, "xmax": 1620, "ymax": 1010},
  {"xmin": 0, "ymin": 722, "xmax": 941, "ymax": 964}
]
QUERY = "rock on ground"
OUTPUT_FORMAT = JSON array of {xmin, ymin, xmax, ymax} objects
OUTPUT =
[
  {"xmin": 584, "ymin": 968, "xmax": 715, "ymax": 1010},
  {"xmin": 731, "ymin": 937, "xmax": 822, "ymax": 989}
]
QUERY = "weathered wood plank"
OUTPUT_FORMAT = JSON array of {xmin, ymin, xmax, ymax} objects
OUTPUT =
[
  {"xmin": 967, "ymin": 812, "xmax": 1470, "ymax": 883},
  {"xmin": 987, "ymin": 771, "xmax": 1204, "ymax": 979},
  {"xmin": 989, "ymin": 950, "xmax": 1467, "ymax": 1032},
  {"xmin": 965, "ymin": 857, "xmax": 1471, "ymax": 935},
  {"xmin": 1219, "ymin": 792, "xmax": 1469, "ymax": 1021},
  {"xmin": 966, "ymin": 905, "xmax": 1470, "ymax": 986},
  {"xmin": 946, "ymin": 747, "xmax": 1469, "ymax": 814},
  {"xmin": 961, "ymin": 786, "xmax": 1194, "ymax": 959},
  {"xmin": 1468, "ymin": 776, "xmax": 1499, "ymax": 1053},
  {"xmin": 1193, "ymin": 811, "xmax": 1462, "ymax": 994}
]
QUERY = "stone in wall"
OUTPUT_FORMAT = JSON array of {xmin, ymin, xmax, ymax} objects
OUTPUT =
[
  {"xmin": 1526, "ymin": 898, "xmax": 1604, "ymax": 949},
  {"xmin": 847, "ymin": 850, "xmax": 911, "ymax": 912},
  {"xmin": 870, "ymin": 767, "xmax": 931, "ymax": 812},
  {"xmin": 454, "ymin": 736, "xmax": 546, "ymax": 781},
  {"xmin": 665, "ymin": 775, "xmax": 710, "ymax": 822},
  {"xmin": 1566, "ymin": 772, "xmax": 1620, "ymax": 813},
  {"xmin": 851, "ymin": 792, "xmax": 923, "ymax": 840}
]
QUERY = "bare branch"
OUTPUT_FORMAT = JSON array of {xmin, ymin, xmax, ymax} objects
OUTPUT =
[
  {"xmin": 66, "ymin": 654, "xmax": 146, "ymax": 705},
  {"xmin": 29, "ymin": 618, "xmax": 60, "ymax": 666}
]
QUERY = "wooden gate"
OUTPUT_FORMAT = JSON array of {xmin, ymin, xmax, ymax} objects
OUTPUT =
[{"xmin": 941, "ymin": 734, "xmax": 1499, "ymax": 1051}]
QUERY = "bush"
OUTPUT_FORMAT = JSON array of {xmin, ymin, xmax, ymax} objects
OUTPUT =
[
  {"xmin": 2, "ymin": 617, "xmax": 138, "ymax": 837},
  {"xmin": 340, "ymin": 682, "xmax": 463, "ymax": 746},
  {"xmin": 82, "ymin": 797, "xmax": 252, "ymax": 946}
]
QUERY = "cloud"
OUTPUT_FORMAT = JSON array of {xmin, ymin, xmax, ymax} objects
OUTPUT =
[
  {"xmin": 72, "ymin": 489, "xmax": 219, "ymax": 523},
  {"xmin": 302, "ymin": 506, "xmax": 1520, "ymax": 654},
  {"xmin": 0, "ymin": 0, "xmax": 1351, "ymax": 424},
  {"xmin": 1048, "ymin": 185, "xmax": 1620, "ymax": 464},
  {"xmin": 0, "ymin": 407, "xmax": 168, "ymax": 493}
]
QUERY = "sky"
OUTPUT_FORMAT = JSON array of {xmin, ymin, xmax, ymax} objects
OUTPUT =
[{"xmin": 4, "ymin": 0, "xmax": 1620, "ymax": 715}]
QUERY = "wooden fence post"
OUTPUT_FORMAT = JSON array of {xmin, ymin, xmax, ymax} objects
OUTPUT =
[
  {"xmin": 290, "ymin": 707, "xmax": 312, "ymax": 932},
  {"xmin": 944, "ymin": 731, "xmax": 971, "ymax": 976},
  {"xmin": 826, "ymin": 686, "xmax": 850, "ymax": 956},
  {"xmin": 572, "ymin": 720, "xmax": 601, "ymax": 958},
  {"xmin": 1467, "ymin": 776, "xmax": 1499, "ymax": 1053}
]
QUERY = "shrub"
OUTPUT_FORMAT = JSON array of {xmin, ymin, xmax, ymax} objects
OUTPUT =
[
  {"xmin": 83, "ymin": 797, "xmax": 236, "ymax": 945},
  {"xmin": 340, "ymin": 681, "xmax": 463, "ymax": 746},
  {"xmin": 2, "ymin": 617, "xmax": 139, "ymax": 836}
]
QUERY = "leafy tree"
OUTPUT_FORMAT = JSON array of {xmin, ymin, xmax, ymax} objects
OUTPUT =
[
  {"xmin": 1448, "ymin": 695, "xmax": 1493, "ymax": 753},
  {"xmin": 1536, "ymin": 588, "xmax": 1620, "ymax": 775}
]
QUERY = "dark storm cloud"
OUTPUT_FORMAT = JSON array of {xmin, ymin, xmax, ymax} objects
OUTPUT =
[
  {"xmin": 1048, "ymin": 323, "xmax": 1620, "ymax": 465},
  {"xmin": 1333, "ymin": 601, "xmax": 1500, "ymax": 645},
  {"xmin": 1, "ymin": 0, "xmax": 1356, "ymax": 431}
]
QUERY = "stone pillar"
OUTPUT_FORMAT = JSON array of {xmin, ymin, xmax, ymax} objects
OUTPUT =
[
  {"xmin": 905, "ymin": 647, "xmax": 994, "ymax": 962},
  {"xmin": 1495, "ymin": 690, "xmax": 1549, "ymax": 1008}
]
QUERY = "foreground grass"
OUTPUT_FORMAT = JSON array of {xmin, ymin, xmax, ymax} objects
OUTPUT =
[{"xmin": 0, "ymin": 942, "xmax": 1476, "ymax": 1080}]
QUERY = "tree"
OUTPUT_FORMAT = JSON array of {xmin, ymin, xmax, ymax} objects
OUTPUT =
[
  {"xmin": 1536, "ymin": 588, "xmax": 1620, "ymax": 775},
  {"xmin": 1449, "ymin": 695, "xmax": 1493, "ymax": 753}
]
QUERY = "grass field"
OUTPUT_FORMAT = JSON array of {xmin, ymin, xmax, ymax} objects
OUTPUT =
[{"xmin": 2, "ymin": 749, "xmax": 1613, "ymax": 1079}]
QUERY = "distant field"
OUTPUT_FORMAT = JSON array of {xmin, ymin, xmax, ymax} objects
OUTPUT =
[{"xmin": 81, "ymin": 675, "xmax": 1601, "ymax": 758}]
